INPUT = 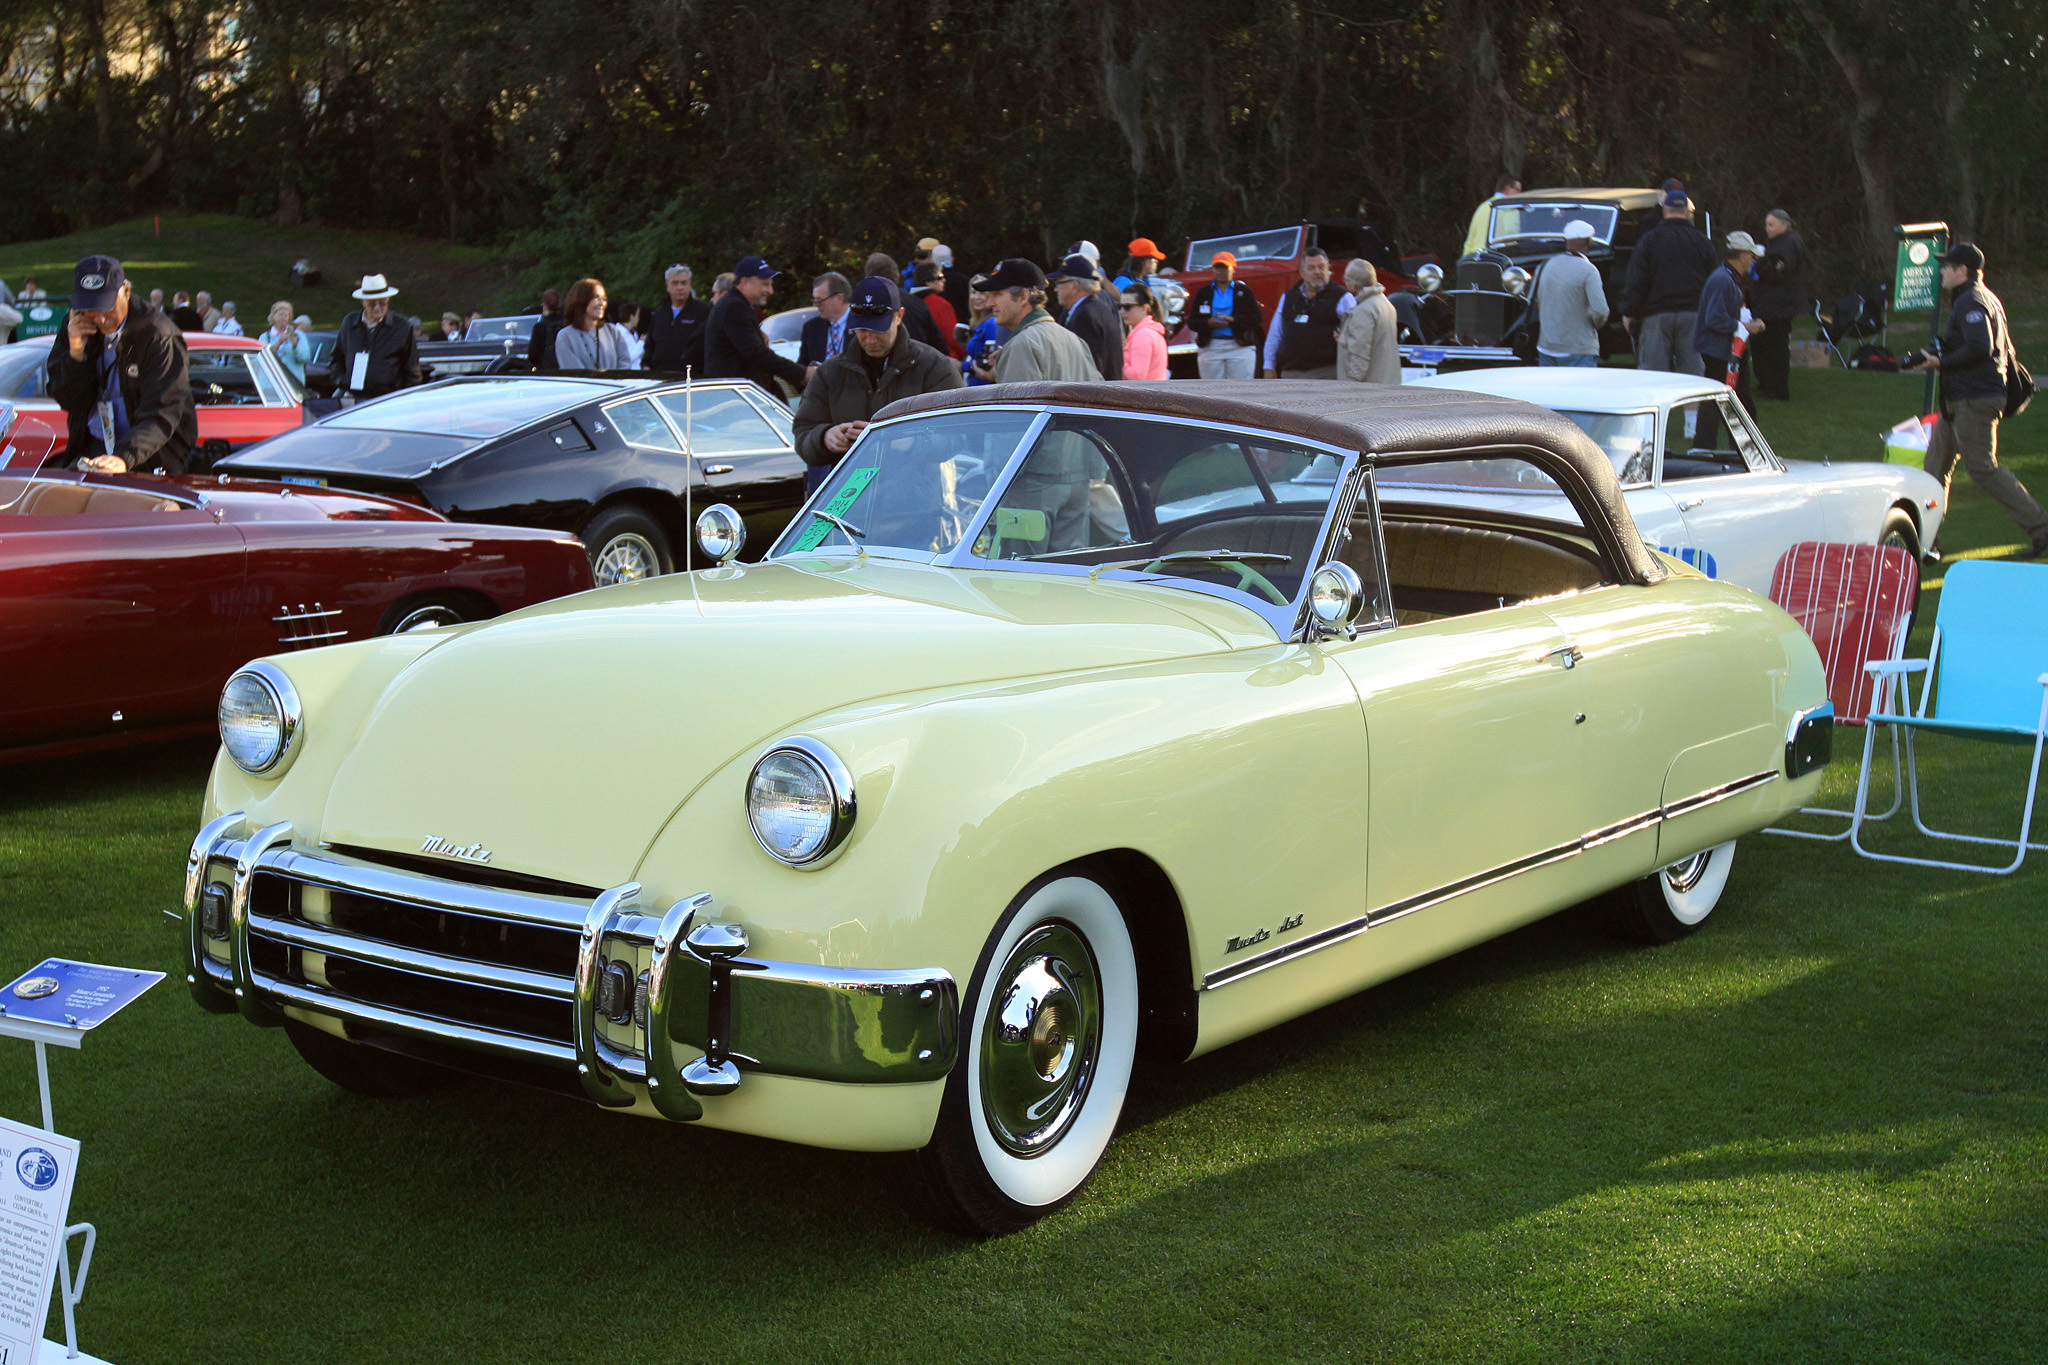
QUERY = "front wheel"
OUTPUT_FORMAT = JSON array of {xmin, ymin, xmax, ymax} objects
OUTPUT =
[
  {"xmin": 1607, "ymin": 840, "xmax": 1737, "ymax": 944},
  {"xmin": 897, "ymin": 873, "xmax": 1139, "ymax": 1236}
]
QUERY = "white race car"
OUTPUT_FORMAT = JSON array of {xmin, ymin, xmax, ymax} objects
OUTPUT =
[{"xmin": 1408, "ymin": 368, "xmax": 1942, "ymax": 591}]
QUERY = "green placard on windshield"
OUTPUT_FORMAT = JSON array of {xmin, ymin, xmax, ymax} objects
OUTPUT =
[
  {"xmin": 1893, "ymin": 232, "xmax": 1946, "ymax": 311},
  {"xmin": 14, "ymin": 301, "xmax": 67, "ymax": 339},
  {"xmin": 790, "ymin": 465, "xmax": 879, "ymax": 551}
]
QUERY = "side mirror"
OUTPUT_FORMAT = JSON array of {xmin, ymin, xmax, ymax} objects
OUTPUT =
[
  {"xmin": 694, "ymin": 503, "xmax": 746, "ymax": 565},
  {"xmin": 1309, "ymin": 561, "xmax": 1368, "ymax": 638}
]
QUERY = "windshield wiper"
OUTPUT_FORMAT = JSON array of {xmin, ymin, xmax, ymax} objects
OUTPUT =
[
  {"xmin": 808, "ymin": 509, "xmax": 867, "ymax": 540},
  {"xmin": 1088, "ymin": 549, "xmax": 1291, "ymax": 579}
]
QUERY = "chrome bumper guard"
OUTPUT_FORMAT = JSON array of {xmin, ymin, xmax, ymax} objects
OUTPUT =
[{"xmin": 184, "ymin": 817, "xmax": 959, "ymax": 1119}]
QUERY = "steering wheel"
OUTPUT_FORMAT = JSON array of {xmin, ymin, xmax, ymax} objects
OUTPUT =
[{"xmin": 1141, "ymin": 556, "xmax": 1288, "ymax": 605}]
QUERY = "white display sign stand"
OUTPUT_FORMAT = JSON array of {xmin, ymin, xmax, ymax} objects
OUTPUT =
[{"xmin": 0, "ymin": 960, "xmax": 163, "ymax": 1365}]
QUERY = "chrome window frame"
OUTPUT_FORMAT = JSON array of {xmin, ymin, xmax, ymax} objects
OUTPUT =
[
  {"xmin": 598, "ymin": 392, "xmax": 686, "ymax": 453},
  {"xmin": 610, "ymin": 381, "xmax": 796, "ymax": 457},
  {"xmin": 1552, "ymin": 406, "xmax": 1660, "ymax": 490},
  {"xmin": 1487, "ymin": 202, "xmax": 1620, "ymax": 247},
  {"xmin": 1184, "ymin": 226, "xmax": 1304, "ymax": 270},
  {"xmin": 766, "ymin": 405, "xmax": 1052, "ymax": 564},
  {"xmin": 946, "ymin": 406, "xmax": 1358, "ymax": 638}
]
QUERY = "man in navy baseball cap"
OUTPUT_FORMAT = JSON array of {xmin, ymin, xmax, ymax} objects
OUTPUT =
[
  {"xmin": 704, "ymin": 254, "xmax": 807, "ymax": 395},
  {"xmin": 45, "ymin": 253, "xmax": 196, "ymax": 473},
  {"xmin": 791, "ymin": 274, "xmax": 963, "ymax": 490}
]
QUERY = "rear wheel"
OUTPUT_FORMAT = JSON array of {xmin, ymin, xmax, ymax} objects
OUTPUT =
[
  {"xmin": 1607, "ymin": 840, "xmax": 1737, "ymax": 944},
  {"xmin": 582, "ymin": 506, "xmax": 673, "ymax": 587},
  {"xmin": 897, "ymin": 873, "xmax": 1139, "ymax": 1236},
  {"xmin": 285, "ymin": 1020, "xmax": 450, "ymax": 1098},
  {"xmin": 374, "ymin": 592, "xmax": 476, "ymax": 635}
]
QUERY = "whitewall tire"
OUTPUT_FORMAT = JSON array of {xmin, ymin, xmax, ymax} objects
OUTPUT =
[
  {"xmin": 899, "ymin": 873, "xmax": 1139, "ymax": 1235},
  {"xmin": 1611, "ymin": 840, "xmax": 1738, "ymax": 944}
]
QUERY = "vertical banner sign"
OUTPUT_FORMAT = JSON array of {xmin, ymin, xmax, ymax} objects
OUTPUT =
[
  {"xmin": 1892, "ymin": 234, "xmax": 1945, "ymax": 311},
  {"xmin": 0, "ymin": 1117, "xmax": 79, "ymax": 1365}
]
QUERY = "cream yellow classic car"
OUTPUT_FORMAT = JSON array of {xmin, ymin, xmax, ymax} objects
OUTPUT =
[{"xmin": 182, "ymin": 381, "xmax": 1833, "ymax": 1235}]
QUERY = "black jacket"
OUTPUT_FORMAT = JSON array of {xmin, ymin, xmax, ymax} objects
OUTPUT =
[
  {"xmin": 644, "ymin": 297, "xmax": 710, "ymax": 372},
  {"xmin": 798, "ymin": 313, "xmax": 845, "ymax": 368},
  {"xmin": 1064, "ymin": 289, "xmax": 1125, "ymax": 381},
  {"xmin": 1752, "ymin": 228, "xmax": 1807, "ymax": 323},
  {"xmin": 704, "ymin": 291, "xmax": 807, "ymax": 395},
  {"xmin": 901, "ymin": 293, "xmax": 946, "ymax": 353},
  {"xmin": 1275, "ymin": 281, "xmax": 1347, "ymax": 371},
  {"xmin": 526, "ymin": 315, "xmax": 565, "ymax": 372},
  {"xmin": 1938, "ymin": 280, "xmax": 2011, "ymax": 407},
  {"xmin": 44, "ymin": 300, "xmax": 197, "ymax": 473},
  {"xmin": 792, "ymin": 332, "xmax": 965, "ymax": 467},
  {"xmin": 1187, "ymin": 280, "xmax": 1264, "ymax": 349},
  {"xmin": 334, "ymin": 309, "xmax": 421, "ymax": 397},
  {"xmin": 1621, "ymin": 218, "xmax": 1718, "ymax": 317}
]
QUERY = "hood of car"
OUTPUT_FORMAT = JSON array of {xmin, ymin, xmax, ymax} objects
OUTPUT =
[
  {"xmin": 317, "ymin": 557, "xmax": 1275, "ymax": 887},
  {"xmin": 220, "ymin": 425, "xmax": 478, "ymax": 481}
]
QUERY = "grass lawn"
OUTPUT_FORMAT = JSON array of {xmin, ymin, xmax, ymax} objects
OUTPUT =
[
  {"xmin": 0, "ymin": 214, "xmax": 526, "ymax": 330},
  {"xmin": 2, "ymin": 356, "xmax": 2045, "ymax": 1362}
]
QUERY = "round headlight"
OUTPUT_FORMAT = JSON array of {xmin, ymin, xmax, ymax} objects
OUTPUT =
[
  {"xmin": 745, "ymin": 737, "xmax": 855, "ymax": 867},
  {"xmin": 218, "ymin": 663, "xmax": 302, "ymax": 775}
]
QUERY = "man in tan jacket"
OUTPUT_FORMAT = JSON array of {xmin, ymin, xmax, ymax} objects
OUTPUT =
[{"xmin": 1338, "ymin": 259, "xmax": 1402, "ymax": 385}]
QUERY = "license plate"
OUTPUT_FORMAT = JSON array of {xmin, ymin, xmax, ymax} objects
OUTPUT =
[{"xmin": 280, "ymin": 475, "xmax": 327, "ymax": 487}]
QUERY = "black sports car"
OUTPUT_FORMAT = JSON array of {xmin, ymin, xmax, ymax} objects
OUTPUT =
[{"xmin": 217, "ymin": 376, "xmax": 805, "ymax": 585}]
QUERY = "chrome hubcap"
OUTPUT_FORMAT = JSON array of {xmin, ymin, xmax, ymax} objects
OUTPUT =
[
  {"xmin": 392, "ymin": 604, "xmax": 462, "ymax": 633},
  {"xmin": 1664, "ymin": 850, "xmax": 1714, "ymax": 894},
  {"xmin": 981, "ymin": 924, "xmax": 1101, "ymax": 1156},
  {"xmin": 593, "ymin": 533, "xmax": 659, "ymax": 587}
]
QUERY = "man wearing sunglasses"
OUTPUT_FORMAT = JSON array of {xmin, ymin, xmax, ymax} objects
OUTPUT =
[
  {"xmin": 792, "ymin": 276, "xmax": 964, "ymax": 491},
  {"xmin": 45, "ymin": 254, "xmax": 196, "ymax": 473}
]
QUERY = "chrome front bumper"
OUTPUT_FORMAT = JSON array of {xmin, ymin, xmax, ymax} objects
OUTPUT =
[{"xmin": 182, "ymin": 815, "xmax": 958, "ymax": 1119}]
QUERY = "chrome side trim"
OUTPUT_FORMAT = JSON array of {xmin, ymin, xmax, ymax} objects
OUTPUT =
[{"xmin": 1203, "ymin": 770, "xmax": 1778, "ymax": 989}]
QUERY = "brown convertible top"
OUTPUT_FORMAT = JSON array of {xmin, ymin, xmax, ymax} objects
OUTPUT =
[{"xmin": 878, "ymin": 379, "xmax": 1667, "ymax": 585}]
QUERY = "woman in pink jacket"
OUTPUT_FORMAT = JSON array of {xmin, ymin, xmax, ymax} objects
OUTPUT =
[{"xmin": 1120, "ymin": 284, "xmax": 1169, "ymax": 381}]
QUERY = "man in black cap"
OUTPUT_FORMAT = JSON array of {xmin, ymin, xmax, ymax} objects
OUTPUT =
[
  {"xmin": 44, "ymin": 254, "xmax": 196, "ymax": 474},
  {"xmin": 792, "ymin": 276, "xmax": 964, "ymax": 491},
  {"xmin": 973, "ymin": 259, "xmax": 1097, "ymax": 384},
  {"xmin": 1905, "ymin": 243, "xmax": 2048, "ymax": 555},
  {"xmin": 704, "ymin": 255, "xmax": 808, "ymax": 397},
  {"xmin": 1621, "ymin": 186, "xmax": 1717, "ymax": 375},
  {"xmin": 1048, "ymin": 253, "xmax": 1123, "ymax": 381}
]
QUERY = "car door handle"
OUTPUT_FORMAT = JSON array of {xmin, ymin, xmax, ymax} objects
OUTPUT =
[
  {"xmin": 1545, "ymin": 646, "xmax": 1583, "ymax": 669},
  {"xmin": 1677, "ymin": 496, "xmax": 1706, "ymax": 510},
  {"xmin": 702, "ymin": 464, "xmax": 735, "ymax": 476}
]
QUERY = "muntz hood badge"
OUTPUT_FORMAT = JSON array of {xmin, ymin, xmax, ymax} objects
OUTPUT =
[{"xmin": 420, "ymin": 835, "xmax": 492, "ymax": 864}]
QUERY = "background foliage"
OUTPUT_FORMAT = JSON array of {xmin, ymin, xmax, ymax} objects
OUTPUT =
[{"xmin": 2, "ymin": 0, "xmax": 2045, "ymax": 308}]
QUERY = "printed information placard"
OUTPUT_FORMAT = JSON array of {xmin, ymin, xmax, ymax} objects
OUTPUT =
[
  {"xmin": 0, "ymin": 962, "xmax": 164, "ymax": 1033},
  {"xmin": 0, "ymin": 1117, "xmax": 78, "ymax": 1365}
]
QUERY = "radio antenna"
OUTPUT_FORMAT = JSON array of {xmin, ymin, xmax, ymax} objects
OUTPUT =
[{"xmin": 683, "ymin": 367, "xmax": 694, "ymax": 570}]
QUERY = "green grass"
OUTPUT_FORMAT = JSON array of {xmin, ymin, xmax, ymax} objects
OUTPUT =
[
  {"xmin": 0, "ymin": 214, "xmax": 527, "ymax": 330},
  {"xmin": 3, "ymin": 359, "xmax": 2046, "ymax": 1363}
]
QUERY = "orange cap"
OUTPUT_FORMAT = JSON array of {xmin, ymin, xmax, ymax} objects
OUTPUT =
[
  {"xmin": 1209, "ymin": 252, "xmax": 1236, "ymax": 268},
  {"xmin": 1128, "ymin": 237, "xmax": 1165, "ymax": 261}
]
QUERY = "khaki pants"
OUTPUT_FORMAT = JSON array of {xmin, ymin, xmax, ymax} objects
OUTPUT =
[
  {"xmin": 1924, "ymin": 395, "xmax": 2048, "ymax": 545},
  {"xmin": 1280, "ymin": 363, "xmax": 1337, "ymax": 380}
]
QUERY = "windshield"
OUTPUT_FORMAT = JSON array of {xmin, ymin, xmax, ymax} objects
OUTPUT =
[
  {"xmin": 0, "ymin": 344, "xmax": 47, "ymax": 399},
  {"xmin": 465, "ymin": 316, "xmax": 537, "ymax": 342},
  {"xmin": 1489, "ymin": 203, "xmax": 1619, "ymax": 245},
  {"xmin": 320, "ymin": 379, "xmax": 592, "ymax": 438},
  {"xmin": 1558, "ymin": 410, "xmax": 1655, "ymax": 485},
  {"xmin": 1186, "ymin": 227, "xmax": 1302, "ymax": 270},
  {"xmin": 777, "ymin": 409, "xmax": 1038, "ymax": 556}
]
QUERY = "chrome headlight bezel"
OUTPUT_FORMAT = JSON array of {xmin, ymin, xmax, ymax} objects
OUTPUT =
[
  {"xmin": 745, "ymin": 736, "xmax": 856, "ymax": 868},
  {"xmin": 218, "ymin": 661, "xmax": 303, "ymax": 776}
]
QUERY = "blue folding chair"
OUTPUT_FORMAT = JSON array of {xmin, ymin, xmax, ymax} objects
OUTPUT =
[{"xmin": 1850, "ymin": 559, "xmax": 2048, "ymax": 873}]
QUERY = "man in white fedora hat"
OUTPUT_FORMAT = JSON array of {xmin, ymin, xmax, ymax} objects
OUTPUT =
[{"xmin": 332, "ymin": 272, "xmax": 419, "ymax": 404}]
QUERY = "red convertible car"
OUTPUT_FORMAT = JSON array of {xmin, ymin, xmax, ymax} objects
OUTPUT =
[
  {"xmin": 0, "ymin": 332, "xmax": 305, "ymax": 468},
  {"xmin": 0, "ymin": 403, "xmax": 595, "ymax": 762}
]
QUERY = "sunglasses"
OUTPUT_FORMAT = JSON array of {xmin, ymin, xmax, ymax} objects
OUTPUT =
[{"xmin": 848, "ymin": 305, "xmax": 894, "ymax": 318}]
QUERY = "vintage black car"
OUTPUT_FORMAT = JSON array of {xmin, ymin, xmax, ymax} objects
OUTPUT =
[
  {"xmin": 217, "ymin": 376, "xmax": 805, "ymax": 585},
  {"xmin": 418, "ymin": 315, "xmax": 540, "ymax": 379},
  {"xmin": 1469, "ymin": 187, "xmax": 1716, "ymax": 359}
]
